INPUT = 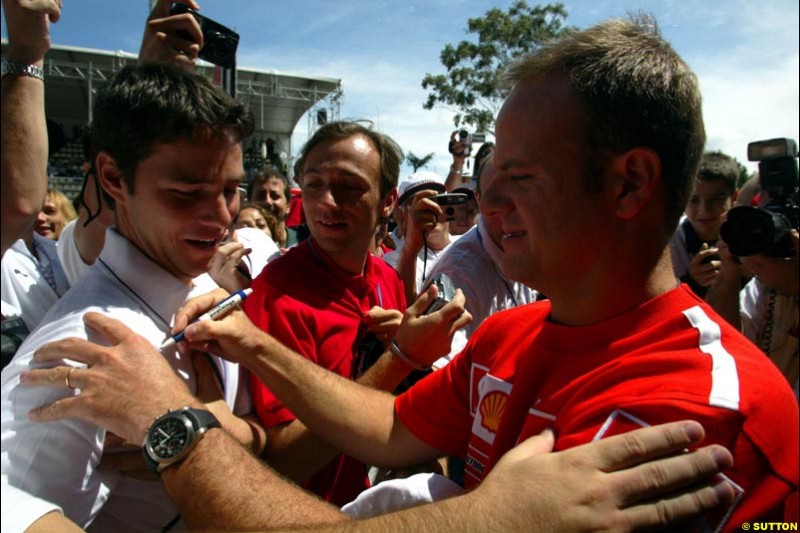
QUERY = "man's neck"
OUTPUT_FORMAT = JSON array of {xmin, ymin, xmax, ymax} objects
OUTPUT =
[
  {"xmin": 424, "ymin": 226, "xmax": 451, "ymax": 252},
  {"xmin": 548, "ymin": 247, "xmax": 678, "ymax": 327}
]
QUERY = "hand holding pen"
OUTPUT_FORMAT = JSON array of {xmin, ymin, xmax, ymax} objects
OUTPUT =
[{"xmin": 162, "ymin": 288, "xmax": 253, "ymax": 349}]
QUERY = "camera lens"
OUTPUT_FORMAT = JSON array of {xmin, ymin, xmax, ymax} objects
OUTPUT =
[
  {"xmin": 445, "ymin": 207, "xmax": 454, "ymax": 216},
  {"xmin": 720, "ymin": 205, "xmax": 793, "ymax": 257},
  {"xmin": 203, "ymin": 31, "xmax": 234, "ymax": 63}
]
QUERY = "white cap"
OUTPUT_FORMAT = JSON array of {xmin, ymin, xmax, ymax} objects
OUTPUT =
[{"xmin": 397, "ymin": 171, "xmax": 446, "ymax": 205}]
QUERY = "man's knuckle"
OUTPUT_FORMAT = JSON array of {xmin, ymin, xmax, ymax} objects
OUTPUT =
[
  {"xmin": 642, "ymin": 463, "xmax": 671, "ymax": 491},
  {"xmin": 653, "ymin": 497, "xmax": 676, "ymax": 525},
  {"xmin": 621, "ymin": 433, "xmax": 650, "ymax": 459}
]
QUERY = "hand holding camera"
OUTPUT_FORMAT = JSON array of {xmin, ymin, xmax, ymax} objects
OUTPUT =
[
  {"xmin": 433, "ymin": 193, "xmax": 469, "ymax": 225},
  {"xmin": 448, "ymin": 129, "xmax": 472, "ymax": 159},
  {"xmin": 139, "ymin": 0, "xmax": 203, "ymax": 69},
  {"xmin": 720, "ymin": 138, "xmax": 798, "ymax": 259},
  {"xmin": 689, "ymin": 243, "xmax": 722, "ymax": 288},
  {"xmin": 170, "ymin": 2, "xmax": 239, "ymax": 69}
]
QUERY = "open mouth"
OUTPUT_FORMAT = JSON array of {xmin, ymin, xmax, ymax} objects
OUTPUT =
[
  {"xmin": 186, "ymin": 238, "xmax": 220, "ymax": 249},
  {"xmin": 502, "ymin": 231, "xmax": 526, "ymax": 240},
  {"xmin": 318, "ymin": 220, "xmax": 347, "ymax": 230}
]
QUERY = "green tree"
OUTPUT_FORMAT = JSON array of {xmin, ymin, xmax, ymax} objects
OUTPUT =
[
  {"xmin": 406, "ymin": 151, "xmax": 436, "ymax": 172},
  {"xmin": 422, "ymin": 1, "xmax": 571, "ymax": 133}
]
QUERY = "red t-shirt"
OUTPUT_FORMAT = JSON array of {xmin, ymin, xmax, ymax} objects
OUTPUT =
[
  {"xmin": 396, "ymin": 285, "xmax": 798, "ymax": 530},
  {"xmin": 245, "ymin": 238, "xmax": 406, "ymax": 506},
  {"xmin": 285, "ymin": 191, "xmax": 305, "ymax": 228}
]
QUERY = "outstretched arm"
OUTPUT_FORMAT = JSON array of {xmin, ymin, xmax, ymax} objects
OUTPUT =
[
  {"xmin": 1, "ymin": 0, "xmax": 61, "ymax": 255},
  {"xmin": 23, "ymin": 324, "xmax": 734, "ymax": 532}
]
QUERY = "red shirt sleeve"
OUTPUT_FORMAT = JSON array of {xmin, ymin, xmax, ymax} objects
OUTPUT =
[{"xmin": 395, "ymin": 344, "xmax": 474, "ymax": 458}]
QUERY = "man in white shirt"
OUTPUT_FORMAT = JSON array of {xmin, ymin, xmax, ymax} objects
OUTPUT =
[
  {"xmin": 1, "ymin": 61, "xmax": 260, "ymax": 532},
  {"xmin": 1, "ymin": 229, "xmax": 70, "ymax": 332},
  {"xmin": 383, "ymin": 172, "xmax": 456, "ymax": 302}
]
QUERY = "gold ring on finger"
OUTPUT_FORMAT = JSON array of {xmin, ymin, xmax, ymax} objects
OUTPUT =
[{"xmin": 65, "ymin": 367, "xmax": 77, "ymax": 389}]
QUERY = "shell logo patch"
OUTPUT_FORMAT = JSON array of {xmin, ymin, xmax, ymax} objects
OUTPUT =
[{"xmin": 479, "ymin": 391, "xmax": 507, "ymax": 433}]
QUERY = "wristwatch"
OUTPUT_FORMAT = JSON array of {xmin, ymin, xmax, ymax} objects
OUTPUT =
[
  {"xmin": 142, "ymin": 407, "xmax": 221, "ymax": 474},
  {"xmin": 1, "ymin": 60, "xmax": 44, "ymax": 81}
]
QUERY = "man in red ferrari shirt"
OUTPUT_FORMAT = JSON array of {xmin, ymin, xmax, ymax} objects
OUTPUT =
[{"xmin": 191, "ymin": 16, "xmax": 797, "ymax": 529}]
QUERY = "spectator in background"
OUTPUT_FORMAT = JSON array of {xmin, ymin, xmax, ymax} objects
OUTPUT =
[
  {"xmin": 236, "ymin": 202, "xmax": 274, "ymax": 239},
  {"xmin": 33, "ymin": 187, "xmax": 75, "ymax": 241},
  {"xmin": 447, "ymin": 185, "xmax": 478, "ymax": 236},
  {"xmin": 55, "ymin": 131, "xmax": 117, "ymax": 286},
  {"xmin": 706, "ymin": 188, "xmax": 799, "ymax": 395},
  {"xmin": 444, "ymin": 140, "xmax": 494, "ymax": 192},
  {"xmin": 250, "ymin": 164, "xmax": 301, "ymax": 247},
  {"xmin": 669, "ymin": 151, "xmax": 739, "ymax": 297},
  {"xmin": 383, "ymin": 172, "xmax": 455, "ymax": 303}
]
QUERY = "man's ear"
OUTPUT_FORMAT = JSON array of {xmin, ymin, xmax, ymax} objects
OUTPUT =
[
  {"xmin": 607, "ymin": 148, "xmax": 662, "ymax": 220},
  {"xmin": 380, "ymin": 188, "xmax": 398, "ymax": 219},
  {"xmin": 95, "ymin": 151, "xmax": 129, "ymax": 206}
]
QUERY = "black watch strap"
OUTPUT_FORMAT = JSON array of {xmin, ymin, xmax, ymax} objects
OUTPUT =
[
  {"xmin": 141, "ymin": 407, "xmax": 221, "ymax": 474},
  {"xmin": 184, "ymin": 408, "xmax": 222, "ymax": 433}
]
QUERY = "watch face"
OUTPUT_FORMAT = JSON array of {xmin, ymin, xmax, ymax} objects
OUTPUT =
[{"xmin": 147, "ymin": 416, "xmax": 191, "ymax": 460}]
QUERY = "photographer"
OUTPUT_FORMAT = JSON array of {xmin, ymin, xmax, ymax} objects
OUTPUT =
[
  {"xmin": 706, "ymin": 140, "xmax": 799, "ymax": 394},
  {"xmin": 383, "ymin": 172, "xmax": 455, "ymax": 303},
  {"xmin": 707, "ymin": 217, "xmax": 799, "ymax": 395}
]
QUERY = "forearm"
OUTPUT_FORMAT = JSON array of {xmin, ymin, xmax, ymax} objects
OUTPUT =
[
  {"xmin": 357, "ymin": 350, "xmax": 417, "ymax": 391},
  {"xmin": 244, "ymin": 334, "xmax": 412, "ymax": 467},
  {"xmin": 1, "ymin": 73, "xmax": 47, "ymax": 253},
  {"xmin": 275, "ymin": 490, "xmax": 498, "ymax": 533},
  {"xmin": 264, "ymin": 419, "xmax": 341, "ymax": 483},
  {"xmin": 444, "ymin": 166, "xmax": 463, "ymax": 191},
  {"xmin": 162, "ymin": 427, "xmax": 348, "ymax": 530},
  {"xmin": 396, "ymin": 245, "xmax": 420, "ymax": 304}
]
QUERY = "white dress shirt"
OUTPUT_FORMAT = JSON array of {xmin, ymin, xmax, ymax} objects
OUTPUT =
[
  {"xmin": 56, "ymin": 218, "xmax": 89, "ymax": 287},
  {"xmin": 422, "ymin": 216, "xmax": 538, "ymax": 369},
  {"xmin": 1, "ymin": 483, "xmax": 63, "ymax": 533},
  {"xmin": 382, "ymin": 236, "xmax": 458, "ymax": 296},
  {"xmin": 1, "ymin": 229, "xmax": 250, "ymax": 532}
]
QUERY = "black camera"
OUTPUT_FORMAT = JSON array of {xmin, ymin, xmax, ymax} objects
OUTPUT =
[
  {"xmin": 448, "ymin": 130, "xmax": 472, "ymax": 158},
  {"xmin": 433, "ymin": 193, "xmax": 469, "ymax": 225},
  {"xmin": 1, "ymin": 316, "xmax": 30, "ymax": 370},
  {"xmin": 423, "ymin": 273, "xmax": 457, "ymax": 315},
  {"xmin": 720, "ymin": 138, "xmax": 799, "ymax": 258},
  {"xmin": 170, "ymin": 3, "xmax": 239, "ymax": 69}
]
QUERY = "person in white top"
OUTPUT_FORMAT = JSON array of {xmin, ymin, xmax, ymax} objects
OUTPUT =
[
  {"xmin": 383, "ymin": 172, "xmax": 457, "ymax": 303},
  {"xmin": 1, "ymin": 229, "xmax": 70, "ymax": 332},
  {"xmin": 1, "ymin": 60, "xmax": 264, "ymax": 532}
]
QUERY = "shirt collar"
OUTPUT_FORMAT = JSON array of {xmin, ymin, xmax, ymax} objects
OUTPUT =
[
  {"xmin": 478, "ymin": 215, "xmax": 506, "ymax": 270},
  {"xmin": 98, "ymin": 228, "xmax": 216, "ymax": 327}
]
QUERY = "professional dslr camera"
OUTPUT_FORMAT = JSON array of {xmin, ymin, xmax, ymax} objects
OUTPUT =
[
  {"xmin": 448, "ymin": 130, "xmax": 472, "ymax": 158},
  {"xmin": 720, "ymin": 138, "xmax": 799, "ymax": 258},
  {"xmin": 170, "ymin": 3, "xmax": 239, "ymax": 69}
]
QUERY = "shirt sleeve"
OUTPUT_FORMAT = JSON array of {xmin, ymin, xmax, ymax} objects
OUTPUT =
[
  {"xmin": 1, "ymin": 316, "xmax": 119, "ymax": 528},
  {"xmin": 1, "ymin": 484, "xmax": 64, "ymax": 533},
  {"xmin": 395, "ymin": 345, "xmax": 474, "ymax": 458}
]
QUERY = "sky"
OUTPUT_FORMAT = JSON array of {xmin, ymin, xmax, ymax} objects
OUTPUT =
[{"xmin": 2, "ymin": 0, "xmax": 798, "ymax": 178}]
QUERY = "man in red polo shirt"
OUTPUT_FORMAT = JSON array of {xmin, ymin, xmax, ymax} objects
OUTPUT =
[{"xmin": 243, "ymin": 121, "xmax": 436, "ymax": 506}]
